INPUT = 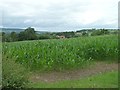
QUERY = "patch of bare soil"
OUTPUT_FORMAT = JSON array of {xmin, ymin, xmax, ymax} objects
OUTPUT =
[{"xmin": 29, "ymin": 62, "xmax": 118, "ymax": 83}]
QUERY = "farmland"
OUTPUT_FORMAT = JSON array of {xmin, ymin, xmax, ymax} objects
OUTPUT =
[
  {"xmin": 2, "ymin": 34, "xmax": 119, "ymax": 88},
  {"xmin": 2, "ymin": 35, "xmax": 118, "ymax": 71}
]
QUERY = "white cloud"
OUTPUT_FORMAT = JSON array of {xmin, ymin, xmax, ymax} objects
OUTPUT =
[
  {"xmin": 23, "ymin": 19, "xmax": 32, "ymax": 24},
  {"xmin": 0, "ymin": 0, "xmax": 119, "ymax": 31}
]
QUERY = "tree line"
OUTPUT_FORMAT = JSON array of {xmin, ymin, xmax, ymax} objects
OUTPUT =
[
  {"xmin": 1, "ymin": 27, "xmax": 77, "ymax": 42},
  {"xmin": 1, "ymin": 27, "xmax": 118, "ymax": 42},
  {"xmin": 2, "ymin": 27, "xmax": 38, "ymax": 42}
]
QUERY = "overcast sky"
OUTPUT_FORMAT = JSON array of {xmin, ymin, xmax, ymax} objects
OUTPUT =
[{"xmin": 0, "ymin": 0, "xmax": 119, "ymax": 32}]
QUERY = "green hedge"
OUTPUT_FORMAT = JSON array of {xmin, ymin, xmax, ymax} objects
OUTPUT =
[{"xmin": 2, "ymin": 55, "xmax": 29, "ymax": 89}]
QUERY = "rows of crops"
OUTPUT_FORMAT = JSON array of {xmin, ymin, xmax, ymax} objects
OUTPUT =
[{"xmin": 2, "ymin": 35, "xmax": 118, "ymax": 71}]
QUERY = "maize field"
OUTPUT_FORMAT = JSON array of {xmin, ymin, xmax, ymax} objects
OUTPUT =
[{"xmin": 2, "ymin": 35, "xmax": 118, "ymax": 71}]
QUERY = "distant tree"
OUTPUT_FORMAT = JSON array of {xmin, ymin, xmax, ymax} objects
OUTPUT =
[
  {"xmin": 91, "ymin": 29, "xmax": 110, "ymax": 36},
  {"xmin": 5, "ymin": 34, "xmax": 11, "ymax": 42},
  {"xmin": 2, "ymin": 32, "xmax": 5, "ymax": 36},
  {"xmin": 24, "ymin": 27, "xmax": 37, "ymax": 40},
  {"xmin": 82, "ymin": 32, "xmax": 88, "ymax": 36},
  {"xmin": 18, "ymin": 27, "xmax": 37, "ymax": 41},
  {"xmin": 100, "ymin": 29, "xmax": 109, "ymax": 34},
  {"xmin": 38, "ymin": 35, "xmax": 51, "ymax": 39},
  {"xmin": 2, "ymin": 32, "xmax": 6, "ymax": 42},
  {"xmin": 10, "ymin": 32, "xmax": 18, "ymax": 42},
  {"xmin": 1, "ymin": 32, "xmax": 11, "ymax": 42},
  {"xmin": 18, "ymin": 31, "xmax": 26, "ymax": 41},
  {"xmin": 91, "ymin": 30, "xmax": 102, "ymax": 36},
  {"xmin": 111, "ymin": 30, "xmax": 118, "ymax": 34},
  {"xmin": 55, "ymin": 31, "xmax": 75, "ymax": 38}
]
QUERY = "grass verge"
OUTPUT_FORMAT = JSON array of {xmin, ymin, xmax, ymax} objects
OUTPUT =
[{"xmin": 28, "ymin": 71, "xmax": 118, "ymax": 88}]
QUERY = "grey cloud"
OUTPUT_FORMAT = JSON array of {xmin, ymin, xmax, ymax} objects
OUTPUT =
[{"xmin": 1, "ymin": 0, "xmax": 119, "ymax": 31}]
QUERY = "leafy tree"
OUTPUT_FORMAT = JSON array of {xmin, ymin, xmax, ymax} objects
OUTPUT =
[
  {"xmin": 4, "ymin": 33, "xmax": 11, "ymax": 42},
  {"xmin": 18, "ymin": 27, "xmax": 37, "ymax": 41},
  {"xmin": 10, "ymin": 32, "xmax": 18, "ymax": 42},
  {"xmin": 91, "ymin": 30, "xmax": 102, "ymax": 36},
  {"xmin": 18, "ymin": 31, "xmax": 26, "ymax": 41},
  {"xmin": 82, "ymin": 32, "xmax": 88, "ymax": 36},
  {"xmin": 100, "ymin": 29, "xmax": 109, "ymax": 34},
  {"xmin": 2, "ymin": 32, "xmax": 6, "ymax": 42},
  {"xmin": 24, "ymin": 27, "xmax": 37, "ymax": 40},
  {"xmin": 38, "ymin": 35, "xmax": 51, "ymax": 39},
  {"xmin": 91, "ymin": 29, "xmax": 110, "ymax": 36},
  {"xmin": 55, "ymin": 31, "xmax": 75, "ymax": 38}
]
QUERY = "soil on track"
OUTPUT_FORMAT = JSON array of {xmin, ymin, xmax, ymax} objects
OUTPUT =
[{"xmin": 30, "ymin": 62, "xmax": 118, "ymax": 83}]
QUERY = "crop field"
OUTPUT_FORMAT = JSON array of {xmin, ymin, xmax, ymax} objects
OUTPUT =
[{"xmin": 2, "ymin": 35, "xmax": 118, "ymax": 72}]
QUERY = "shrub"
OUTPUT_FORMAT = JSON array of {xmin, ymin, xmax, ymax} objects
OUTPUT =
[{"xmin": 2, "ymin": 55, "xmax": 29, "ymax": 89}]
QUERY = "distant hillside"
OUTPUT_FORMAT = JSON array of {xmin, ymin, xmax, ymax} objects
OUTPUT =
[
  {"xmin": 0, "ymin": 28, "xmax": 50, "ymax": 34},
  {"xmin": 36, "ymin": 31, "xmax": 51, "ymax": 34},
  {"xmin": 0, "ymin": 28, "xmax": 25, "ymax": 33}
]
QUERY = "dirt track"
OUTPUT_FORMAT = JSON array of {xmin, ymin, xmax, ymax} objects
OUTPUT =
[{"xmin": 30, "ymin": 62, "xmax": 118, "ymax": 83}]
